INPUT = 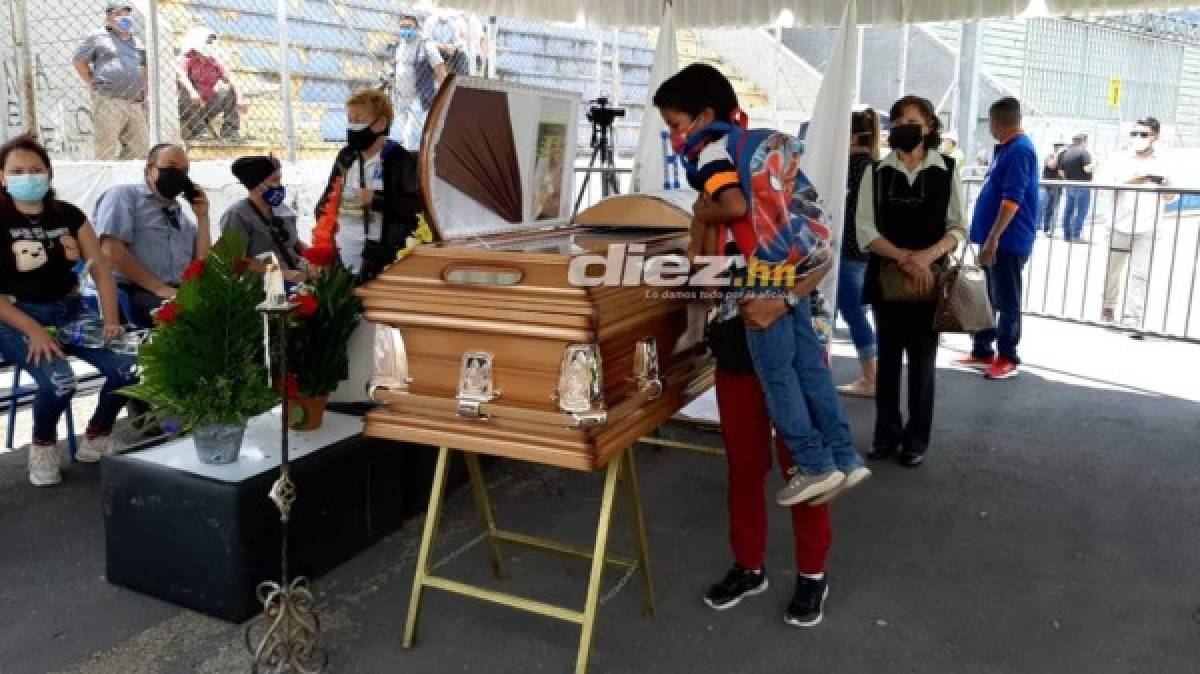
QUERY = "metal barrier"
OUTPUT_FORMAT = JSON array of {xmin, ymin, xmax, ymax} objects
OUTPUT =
[{"xmin": 962, "ymin": 177, "xmax": 1200, "ymax": 342}]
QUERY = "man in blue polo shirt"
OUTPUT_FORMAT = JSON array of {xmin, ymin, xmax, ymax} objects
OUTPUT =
[{"xmin": 954, "ymin": 97, "xmax": 1038, "ymax": 380}]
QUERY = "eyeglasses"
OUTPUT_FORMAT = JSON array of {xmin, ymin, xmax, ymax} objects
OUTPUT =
[{"xmin": 1130, "ymin": 131, "xmax": 1152, "ymax": 138}]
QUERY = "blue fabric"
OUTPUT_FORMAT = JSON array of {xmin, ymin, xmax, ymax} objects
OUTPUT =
[
  {"xmin": 972, "ymin": 133, "xmax": 1039, "ymax": 255},
  {"xmin": 836, "ymin": 259, "xmax": 876, "ymax": 361},
  {"xmin": 971, "ymin": 251, "xmax": 1029, "ymax": 364},
  {"xmin": 1062, "ymin": 187, "xmax": 1092, "ymax": 240},
  {"xmin": 0, "ymin": 297, "xmax": 137, "ymax": 442},
  {"xmin": 1038, "ymin": 186, "xmax": 1061, "ymax": 233},
  {"xmin": 743, "ymin": 299, "xmax": 862, "ymax": 475}
]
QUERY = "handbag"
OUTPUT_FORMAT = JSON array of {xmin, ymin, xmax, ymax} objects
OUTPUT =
[
  {"xmin": 704, "ymin": 313, "xmax": 756, "ymax": 374},
  {"xmin": 932, "ymin": 244, "xmax": 996, "ymax": 333}
]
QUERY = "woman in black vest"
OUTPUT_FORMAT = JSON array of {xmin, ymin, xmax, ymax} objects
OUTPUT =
[{"xmin": 853, "ymin": 96, "xmax": 966, "ymax": 467}]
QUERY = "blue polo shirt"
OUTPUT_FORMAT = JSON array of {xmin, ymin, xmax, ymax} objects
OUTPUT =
[{"xmin": 971, "ymin": 131, "xmax": 1038, "ymax": 255}]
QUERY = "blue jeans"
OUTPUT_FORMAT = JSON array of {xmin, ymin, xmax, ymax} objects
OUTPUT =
[
  {"xmin": 835, "ymin": 259, "xmax": 877, "ymax": 361},
  {"xmin": 744, "ymin": 298, "xmax": 862, "ymax": 476},
  {"xmin": 1038, "ymin": 187, "xmax": 1061, "ymax": 233},
  {"xmin": 1062, "ymin": 187, "xmax": 1091, "ymax": 240},
  {"xmin": 971, "ymin": 251, "xmax": 1029, "ymax": 364},
  {"xmin": 0, "ymin": 297, "xmax": 138, "ymax": 443}
]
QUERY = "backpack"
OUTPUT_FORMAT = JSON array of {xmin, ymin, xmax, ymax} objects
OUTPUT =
[{"xmin": 683, "ymin": 119, "xmax": 832, "ymax": 277}]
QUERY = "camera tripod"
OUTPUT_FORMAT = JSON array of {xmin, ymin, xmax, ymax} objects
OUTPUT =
[{"xmin": 574, "ymin": 101, "xmax": 623, "ymax": 214}]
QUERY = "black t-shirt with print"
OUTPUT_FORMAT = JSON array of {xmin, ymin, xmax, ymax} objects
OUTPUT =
[{"xmin": 0, "ymin": 200, "xmax": 87, "ymax": 302}]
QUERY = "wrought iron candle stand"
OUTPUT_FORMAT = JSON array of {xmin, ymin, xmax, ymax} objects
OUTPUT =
[{"xmin": 245, "ymin": 296, "xmax": 328, "ymax": 673}]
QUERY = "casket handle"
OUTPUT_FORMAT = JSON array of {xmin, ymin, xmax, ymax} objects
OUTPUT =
[{"xmin": 443, "ymin": 265, "xmax": 525, "ymax": 286}]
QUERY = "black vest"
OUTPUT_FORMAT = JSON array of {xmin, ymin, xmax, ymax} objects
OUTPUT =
[{"xmin": 863, "ymin": 154, "xmax": 955, "ymax": 304}]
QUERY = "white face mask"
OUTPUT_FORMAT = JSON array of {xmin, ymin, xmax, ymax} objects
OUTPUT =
[
  {"xmin": 1132, "ymin": 136, "xmax": 1153, "ymax": 153},
  {"xmin": 200, "ymin": 42, "xmax": 216, "ymax": 58}
]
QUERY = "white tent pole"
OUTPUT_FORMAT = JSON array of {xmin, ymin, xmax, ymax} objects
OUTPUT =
[
  {"xmin": 145, "ymin": 0, "xmax": 162, "ymax": 147},
  {"xmin": 854, "ymin": 25, "xmax": 864, "ymax": 103},
  {"xmin": 278, "ymin": 0, "xmax": 297, "ymax": 162},
  {"xmin": 956, "ymin": 21, "xmax": 984, "ymax": 167},
  {"xmin": 9, "ymin": 0, "xmax": 36, "ymax": 134},
  {"xmin": 897, "ymin": 23, "xmax": 910, "ymax": 99}
]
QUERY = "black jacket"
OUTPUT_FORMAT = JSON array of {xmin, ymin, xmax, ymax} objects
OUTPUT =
[{"xmin": 314, "ymin": 141, "xmax": 425, "ymax": 279}]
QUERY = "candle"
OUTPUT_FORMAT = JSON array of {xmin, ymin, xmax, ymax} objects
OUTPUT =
[{"xmin": 264, "ymin": 260, "xmax": 286, "ymax": 308}]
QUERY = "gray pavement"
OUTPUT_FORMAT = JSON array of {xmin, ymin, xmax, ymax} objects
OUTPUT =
[{"xmin": 1, "ymin": 317, "xmax": 1199, "ymax": 674}]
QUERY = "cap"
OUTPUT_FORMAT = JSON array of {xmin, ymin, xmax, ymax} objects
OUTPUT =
[
  {"xmin": 1136, "ymin": 116, "xmax": 1161, "ymax": 134},
  {"xmin": 231, "ymin": 155, "xmax": 280, "ymax": 191},
  {"xmin": 105, "ymin": 2, "xmax": 134, "ymax": 13}
]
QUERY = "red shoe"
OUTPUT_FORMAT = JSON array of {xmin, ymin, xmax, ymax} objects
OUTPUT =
[
  {"xmin": 953, "ymin": 355, "xmax": 994, "ymax": 371},
  {"xmin": 984, "ymin": 358, "xmax": 1019, "ymax": 380}
]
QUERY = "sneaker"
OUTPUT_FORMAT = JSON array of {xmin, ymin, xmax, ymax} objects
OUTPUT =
[
  {"xmin": 776, "ymin": 470, "xmax": 845, "ymax": 506},
  {"xmin": 1100, "ymin": 308, "xmax": 1116, "ymax": 323},
  {"xmin": 76, "ymin": 433, "xmax": 120, "ymax": 463},
  {"xmin": 784, "ymin": 576, "xmax": 829, "ymax": 627},
  {"xmin": 809, "ymin": 465, "xmax": 872, "ymax": 506},
  {"xmin": 837, "ymin": 379, "xmax": 875, "ymax": 398},
  {"xmin": 953, "ymin": 355, "xmax": 994, "ymax": 371},
  {"xmin": 703, "ymin": 564, "xmax": 769, "ymax": 611},
  {"xmin": 27, "ymin": 442, "xmax": 62, "ymax": 487},
  {"xmin": 984, "ymin": 358, "xmax": 1019, "ymax": 380}
]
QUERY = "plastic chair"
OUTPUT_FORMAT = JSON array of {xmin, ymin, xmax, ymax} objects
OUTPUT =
[{"xmin": 3, "ymin": 355, "xmax": 79, "ymax": 462}]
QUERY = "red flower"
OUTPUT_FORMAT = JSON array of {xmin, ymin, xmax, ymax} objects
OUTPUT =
[
  {"xmin": 234, "ymin": 258, "xmax": 250, "ymax": 276},
  {"xmin": 181, "ymin": 259, "xmax": 206, "ymax": 283},
  {"xmin": 154, "ymin": 301, "xmax": 181, "ymax": 326},
  {"xmin": 301, "ymin": 246, "xmax": 338, "ymax": 267},
  {"xmin": 292, "ymin": 293, "xmax": 319, "ymax": 318},
  {"xmin": 279, "ymin": 372, "xmax": 299, "ymax": 397}
]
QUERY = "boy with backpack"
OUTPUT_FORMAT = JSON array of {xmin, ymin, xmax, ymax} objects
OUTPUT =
[{"xmin": 654, "ymin": 63, "xmax": 868, "ymax": 506}]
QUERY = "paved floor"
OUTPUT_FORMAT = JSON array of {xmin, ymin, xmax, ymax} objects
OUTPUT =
[{"xmin": 1, "ymin": 318, "xmax": 1198, "ymax": 674}]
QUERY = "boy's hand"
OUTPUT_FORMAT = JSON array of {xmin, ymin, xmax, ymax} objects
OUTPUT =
[{"xmin": 741, "ymin": 297, "xmax": 788, "ymax": 330}]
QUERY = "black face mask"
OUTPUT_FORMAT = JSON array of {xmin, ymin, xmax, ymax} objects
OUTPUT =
[
  {"xmin": 154, "ymin": 167, "xmax": 190, "ymax": 200},
  {"xmin": 888, "ymin": 124, "xmax": 924, "ymax": 153},
  {"xmin": 347, "ymin": 124, "xmax": 389, "ymax": 152}
]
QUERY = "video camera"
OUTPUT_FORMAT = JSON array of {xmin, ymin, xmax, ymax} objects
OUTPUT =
[{"xmin": 586, "ymin": 97, "xmax": 626, "ymax": 129}]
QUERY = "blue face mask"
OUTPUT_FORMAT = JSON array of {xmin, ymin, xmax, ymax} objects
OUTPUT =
[
  {"xmin": 6, "ymin": 174, "xmax": 50, "ymax": 203},
  {"xmin": 114, "ymin": 16, "xmax": 135, "ymax": 33},
  {"xmin": 399, "ymin": 27, "xmax": 417, "ymax": 40},
  {"xmin": 262, "ymin": 185, "xmax": 286, "ymax": 208}
]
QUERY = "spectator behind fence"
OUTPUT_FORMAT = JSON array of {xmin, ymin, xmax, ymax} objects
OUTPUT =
[
  {"xmin": 316, "ymin": 89, "xmax": 422, "ymax": 282},
  {"xmin": 0, "ymin": 134, "xmax": 138, "ymax": 487},
  {"xmin": 1098, "ymin": 116, "xmax": 1176, "ymax": 334},
  {"xmin": 940, "ymin": 132, "xmax": 966, "ymax": 166},
  {"xmin": 72, "ymin": 1, "xmax": 148, "ymax": 161},
  {"xmin": 221, "ymin": 155, "xmax": 306, "ymax": 282},
  {"xmin": 178, "ymin": 27, "xmax": 241, "ymax": 142},
  {"xmin": 1059, "ymin": 133, "xmax": 1094, "ymax": 242},
  {"xmin": 857, "ymin": 95, "xmax": 966, "ymax": 468},
  {"xmin": 956, "ymin": 97, "xmax": 1038, "ymax": 381},
  {"xmin": 93, "ymin": 143, "xmax": 212, "ymax": 328},
  {"xmin": 393, "ymin": 11, "xmax": 447, "ymax": 149},
  {"xmin": 836, "ymin": 107, "xmax": 880, "ymax": 398},
  {"xmin": 1039, "ymin": 141, "xmax": 1065, "ymax": 237}
]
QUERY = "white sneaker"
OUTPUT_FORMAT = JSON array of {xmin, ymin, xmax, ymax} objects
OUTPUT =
[
  {"xmin": 27, "ymin": 443, "xmax": 62, "ymax": 487},
  {"xmin": 810, "ymin": 465, "xmax": 872, "ymax": 506},
  {"xmin": 76, "ymin": 434, "xmax": 120, "ymax": 463}
]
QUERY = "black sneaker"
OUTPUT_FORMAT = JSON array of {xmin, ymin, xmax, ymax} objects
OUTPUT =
[
  {"xmin": 703, "ymin": 564, "xmax": 768, "ymax": 610},
  {"xmin": 784, "ymin": 576, "xmax": 829, "ymax": 627}
]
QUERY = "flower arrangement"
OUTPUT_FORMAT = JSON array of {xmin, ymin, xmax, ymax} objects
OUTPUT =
[{"xmin": 122, "ymin": 229, "xmax": 277, "ymax": 433}]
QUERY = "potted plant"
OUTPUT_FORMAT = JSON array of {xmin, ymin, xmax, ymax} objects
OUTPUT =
[
  {"xmin": 122, "ymin": 230, "xmax": 277, "ymax": 463},
  {"xmin": 284, "ymin": 245, "xmax": 360, "ymax": 431}
]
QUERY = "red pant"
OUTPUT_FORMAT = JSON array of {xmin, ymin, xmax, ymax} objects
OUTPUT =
[{"xmin": 714, "ymin": 370, "xmax": 833, "ymax": 574}]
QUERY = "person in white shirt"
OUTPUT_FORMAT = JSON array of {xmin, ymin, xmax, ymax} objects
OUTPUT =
[
  {"xmin": 393, "ymin": 12, "xmax": 447, "ymax": 150},
  {"xmin": 1097, "ymin": 116, "xmax": 1176, "ymax": 332}
]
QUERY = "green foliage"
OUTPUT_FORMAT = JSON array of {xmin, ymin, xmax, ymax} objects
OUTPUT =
[
  {"xmin": 288, "ymin": 259, "xmax": 361, "ymax": 397},
  {"xmin": 122, "ymin": 229, "xmax": 277, "ymax": 430}
]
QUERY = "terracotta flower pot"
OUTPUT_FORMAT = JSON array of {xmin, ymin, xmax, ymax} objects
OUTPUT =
[{"xmin": 288, "ymin": 395, "xmax": 328, "ymax": 431}]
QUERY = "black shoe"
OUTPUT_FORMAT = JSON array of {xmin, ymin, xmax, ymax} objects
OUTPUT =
[
  {"xmin": 898, "ymin": 449, "xmax": 925, "ymax": 467},
  {"xmin": 703, "ymin": 564, "xmax": 768, "ymax": 610},
  {"xmin": 784, "ymin": 576, "xmax": 829, "ymax": 627},
  {"xmin": 866, "ymin": 445, "xmax": 896, "ymax": 461}
]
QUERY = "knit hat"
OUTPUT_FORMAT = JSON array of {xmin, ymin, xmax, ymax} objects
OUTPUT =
[{"xmin": 231, "ymin": 156, "xmax": 279, "ymax": 191}]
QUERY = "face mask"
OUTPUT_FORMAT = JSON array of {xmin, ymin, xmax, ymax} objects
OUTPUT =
[
  {"xmin": 347, "ymin": 121, "xmax": 388, "ymax": 152},
  {"xmin": 154, "ymin": 167, "xmax": 190, "ymax": 200},
  {"xmin": 888, "ymin": 124, "xmax": 924, "ymax": 153},
  {"xmin": 399, "ymin": 27, "xmax": 418, "ymax": 40},
  {"xmin": 262, "ymin": 185, "xmax": 286, "ymax": 208},
  {"xmin": 200, "ymin": 42, "xmax": 216, "ymax": 58},
  {"xmin": 114, "ymin": 16, "xmax": 135, "ymax": 33},
  {"xmin": 5, "ymin": 174, "xmax": 50, "ymax": 203},
  {"xmin": 1132, "ymin": 136, "xmax": 1152, "ymax": 153}
]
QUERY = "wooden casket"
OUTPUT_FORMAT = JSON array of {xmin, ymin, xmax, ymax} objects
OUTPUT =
[{"xmin": 358, "ymin": 77, "xmax": 712, "ymax": 471}]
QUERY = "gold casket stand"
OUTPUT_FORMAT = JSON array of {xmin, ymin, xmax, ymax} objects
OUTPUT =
[{"xmin": 356, "ymin": 76, "xmax": 713, "ymax": 674}]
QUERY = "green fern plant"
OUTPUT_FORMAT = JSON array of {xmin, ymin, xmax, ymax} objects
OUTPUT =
[{"xmin": 122, "ymin": 229, "xmax": 278, "ymax": 431}]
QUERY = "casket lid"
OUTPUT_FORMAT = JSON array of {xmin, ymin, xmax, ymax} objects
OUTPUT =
[
  {"xmin": 573, "ymin": 190, "xmax": 696, "ymax": 229},
  {"xmin": 420, "ymin": 76, "xmax": 582, "ymax": 243}
]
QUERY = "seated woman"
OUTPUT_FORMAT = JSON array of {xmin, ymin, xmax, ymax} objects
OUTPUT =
[
  {"xmin": 221, "ymin": 155, "xmax": 306, "ymax": 282},
  {"xmin": 0, "ymin": 134, "xmax": 137, "ymax": 486}
]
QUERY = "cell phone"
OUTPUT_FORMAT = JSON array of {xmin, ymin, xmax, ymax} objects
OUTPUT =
[
  {"xmin": 182, "ymin": 178, "xmax": 201, "ymax": 203},
  {"xmin": 1145, "ymin": 175, "xmax": 1166, "ymax": 185}
]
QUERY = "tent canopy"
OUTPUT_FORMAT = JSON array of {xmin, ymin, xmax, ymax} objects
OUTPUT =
[{"xmin": 437, "ymin": 0, "xmax": 1030, "ymax": 27}]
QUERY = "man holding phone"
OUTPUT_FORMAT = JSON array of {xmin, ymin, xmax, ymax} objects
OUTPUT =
[
  {"xmin": 94, "ymin": 143, "xmax": 212, "ymax": 327},
  {"xmin": 1098, "ymin": 116, "xmax": 1174, "ymax": 332}
]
